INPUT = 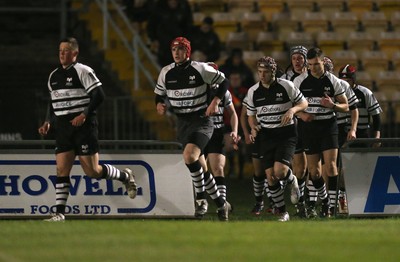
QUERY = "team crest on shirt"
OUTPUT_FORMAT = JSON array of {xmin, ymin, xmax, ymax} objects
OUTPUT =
[
  {"xmin": 276, "ymin": 93, "xmax": 283, "ymax": 101},
  {"xmin": 66, "ymin": 77, "xmax": 73, "ymax": 87},
  {"xmin": 189, "ymin": 75, "xmax": 196, "ymax": 84}
]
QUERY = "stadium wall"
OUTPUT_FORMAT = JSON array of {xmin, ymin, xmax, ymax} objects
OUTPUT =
[
  {"xmin": 0, "ymin": 152, "xmax": 195, "ymax": 218},
  {"xmin": 342, "ymin": 142, "xmax": 400, "ymax": 217}
]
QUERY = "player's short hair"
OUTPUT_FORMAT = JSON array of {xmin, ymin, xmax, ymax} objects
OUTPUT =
[
  {"xmin": 306, "ymin": 47, "xmax": 324, "ymax": 60},
  {"xmin": 60, "ymin": 37, "xmax": 79, "ymax": 51}
]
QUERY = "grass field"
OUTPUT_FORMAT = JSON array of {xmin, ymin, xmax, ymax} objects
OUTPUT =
[{"xmin": 1, "ymin": 177, "xmax": 400, "ymax": 262}]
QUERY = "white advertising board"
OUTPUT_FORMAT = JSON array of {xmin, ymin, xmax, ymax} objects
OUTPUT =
[
  {"xmin": 342, "ymin": 152, "xmax": 400, "ymax": 216},
  {"xmin": 0, "ymin": 153, "xmax": 195, "ymax": 218}
]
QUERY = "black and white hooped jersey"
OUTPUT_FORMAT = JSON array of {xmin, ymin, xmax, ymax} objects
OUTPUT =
[
  {"xmin": 154, "ymin": 60, "xmax": 226, "ymax": 115},
  {"xmin": 336, "ymin": 79, "xmax": 359, "ymax": 125},
  {"xmin": 47, "ymin": 62, "xmax": 101, "ymax": 117},
  {"xmin": 294, "ymin": 70, "xmax": 345, "ymax": 121},
  {"xmin": 351, "ymin": 84, "xmax": 382, "ymax": 130},
  {"xmin": 209, "ymin": 90, "xmax": 232, "ymax": 129},
  {"xmin": 246, "ymin": 78, "xmax": 305, "ymax": 129}
]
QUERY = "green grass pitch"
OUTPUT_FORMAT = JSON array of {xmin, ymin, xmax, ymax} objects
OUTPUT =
[{"xmin": 1, "ymin": 178, "xmax": 400, "ymax": 262}]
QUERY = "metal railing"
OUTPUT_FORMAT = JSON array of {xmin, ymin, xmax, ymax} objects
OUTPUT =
[
  {"xmin": 92, "ymin": 0, "xmax": 160, "ymax": 90},
  {"xmin": 342, "ymin": 138, "xmax": 400, "ymax": 152},
  {"xmin": 0, "ymin": 139, "xmax": 182, "ymax": 152}
]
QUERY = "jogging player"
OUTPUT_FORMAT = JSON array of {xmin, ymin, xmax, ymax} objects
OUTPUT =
[
  {"xmin": 324, "ymin": 57, "xmax": 359, "ymax": 214},
  {"xmin": 154, "ymin": 37, "xmax": 230, "ymax": 221},
  {"xmin": 293, "ymin": 47, "xmax": 349, "ymax": 217},
  {"xmin": 38, "ymin": 37, "xmax": 137, "ymax": 222},
  {"xmin": 338, "ymin": 64, "xmax": 382, "ymax": 147},
  {"xmin": 246, "ymin": 56, "xmax": 307, "ymax": 221},
  {"xmin": 280, "ymin": 45, "xmax": 309, "ymax": 218}
]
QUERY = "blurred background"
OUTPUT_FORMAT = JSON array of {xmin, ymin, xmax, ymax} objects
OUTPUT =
[{"xmin": 0, "ymin": 0, "xmax": 399, "ymax": 144}]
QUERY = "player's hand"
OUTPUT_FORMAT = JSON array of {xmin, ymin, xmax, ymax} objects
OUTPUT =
[
  {"xmin": 38, "ymin": 122, "xmax": 50, "ymax": 136},
  {"xmin": 156, "ymin": 103, "xmax": 167, "ymax": 115},
  {"xmin": 347, "ymin": 130, "xmax": 356, "ymax": 141},
  {"xmin": 297, "ymin": 111, "xmax": 314, "ymax": 122},
  {"xmin": 320, "ymin": 94, "xmax": 335, "ymax": 109},
  {"xmin": 230, "ymin": 132, "xmax": 240, "ymax": 150},
  {"xmin": 249, "ymin": 134, "xmax": 256, "ymax": 144},
  {"xmin": 250, "ymin": 125, "xmax": 260, "ymax": 141},
  {"xmin": 281, "ymin": 108, "xmax": 294, "ymax": 126},
  {"xmin": 71, "ymin": 113, "xmax": 86, "ymax": 126}
]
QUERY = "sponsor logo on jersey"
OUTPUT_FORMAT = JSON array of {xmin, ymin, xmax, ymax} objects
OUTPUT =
[
  {"xmin": 174, "ymin": 90, "xmax": 194, "ymax": 97},
  {"xmin": 261, "ymin": 106, "xmax": 280, "ymax": 113}
]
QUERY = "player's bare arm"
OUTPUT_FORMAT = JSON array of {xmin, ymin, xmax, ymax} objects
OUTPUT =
[
  {"xmin": 281, "ymin": 100, "xmax": 308, "ymax": 126},
  {"xmin": 206, "ymin": 97, "xmax": 221, "ymax": 116}
]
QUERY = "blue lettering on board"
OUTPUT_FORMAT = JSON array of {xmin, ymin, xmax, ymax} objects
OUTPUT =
[{"xmin": 364, "ymin": 156, "xmax": 400, "ymax": 212}]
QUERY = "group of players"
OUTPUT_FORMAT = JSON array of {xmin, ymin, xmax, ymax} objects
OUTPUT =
[
  {"xmin": 40, "ymin": 36, "xmax": 382, "ymax": 222},
  {"xmin": 155, "ymin": 36, "xmax": 383, "ymax": 222}
]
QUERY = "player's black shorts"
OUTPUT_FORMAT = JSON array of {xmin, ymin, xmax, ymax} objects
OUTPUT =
[
  {"xmin": 303, "ymin": 117, "xmax": 339, "ymax": 155},
  {"xmin": 204, "ymin": 127, "xmax": 224, "ymax": 155},
  {"xmin": 176, "ymin": 113, "xmax": 214, "ymax": 151},
  {"xmin": 295, "ymin": 118, "xmax": 305, "ymax": 154},
  {"xmin": 338, "ymin": 123, "xmax": 347, "ymax": 148},
  {"xmin": 54, "ymin": 114, "xmax": 99, "ymax": 155},
  {"xmin": 258, "ymin": 125, "xmax": 297, "ymax": 169}
]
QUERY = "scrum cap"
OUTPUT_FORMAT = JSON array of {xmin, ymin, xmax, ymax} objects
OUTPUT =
[
  {"xmin": 171, "ymin": 37, "xmax": 191, "ymax": 58},
  {"xmin": 257, "ymin": 56, "xmax": 277, "ymax": 73},
  {"xmin": 290, "ymin": 45, "xmax": 308, "ymax": 59},
  {"xmin": 338, "ymin": 64, "xmax": 357, "ymax": 80}
]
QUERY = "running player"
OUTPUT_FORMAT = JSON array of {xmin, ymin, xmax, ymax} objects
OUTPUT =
[
  {"xmin": 324, "ymin": 57, "xmax": 359, "ymax": 215},
  {"xmin": 293, "ymin": 47, "xmax": 349, "ymax": 217},
  {"xmin": 280, "ymin": 45, "xmax": 309, "ymax": 218},
  {"xmin": 38, "ymin": 37, "xmax": 137, "ymax": 222},
  {"xmin": 246, "ymin": 56, "xmax": 307, "ymax": 221},
  {"xmin": 194, "ymin": 63, "xmax": 239, "ymax": 217},
  {"xmin": 154, "ymin": 37, "xmax": 230, "ymax": 221},
  {"xmin": 241, "ymin": 94, "xmax": 270, "ymax": 215},
  {"xmin": 338, "ymin": 64, "xmax": 382, "ymax": 147}
]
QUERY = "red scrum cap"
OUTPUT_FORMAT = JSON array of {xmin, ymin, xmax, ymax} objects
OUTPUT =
[{"xmin": 171, "ymin": 37, "xmax": 191, "ymax": 58}]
